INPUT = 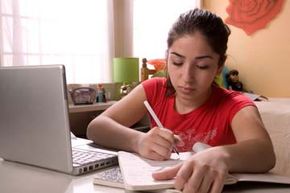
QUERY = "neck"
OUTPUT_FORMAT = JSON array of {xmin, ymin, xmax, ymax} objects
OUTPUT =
[{"xmin": 175, "ymin": 88, "xmax": 212, "ymax": 114}]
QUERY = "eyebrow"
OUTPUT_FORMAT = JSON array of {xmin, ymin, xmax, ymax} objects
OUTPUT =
[
  {"xmin": 170, "ymin": 52, "xmax": 185, "ymax": 58},
  {"xmin": 170, "ymin": 51, "xmax": 214, "ymax": 60},
  {"xmin": 195, "ymin": 55, "xmax": 214, "ymax": 60}
]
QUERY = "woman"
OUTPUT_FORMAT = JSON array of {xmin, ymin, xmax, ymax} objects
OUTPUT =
[{"xmin": 87, "ymin": 8, "xmax": 275, "ymax": 193}]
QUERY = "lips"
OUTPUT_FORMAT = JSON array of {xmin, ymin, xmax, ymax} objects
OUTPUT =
[{"xmin": 179, "ymin": 86, "xmax": 195, "ymax": 94}]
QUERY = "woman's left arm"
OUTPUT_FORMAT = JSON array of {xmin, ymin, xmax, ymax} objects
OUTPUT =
[{"xmin": 222, "ymin": 105, "xmax": 276, "ymax": 172}]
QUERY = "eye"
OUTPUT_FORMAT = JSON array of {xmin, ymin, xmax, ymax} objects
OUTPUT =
[
  {"xmin": 170, "ymin": 58, "xmax": 184, "ymax": 66},
  {"xmin": 196, "ymin": 65, "xmax": 209, "ymax": 70},
  {"xmin": 169, "ymin": 54, "xmax": 184, "ymax": 66},
  {"xmin": 173, "ymin": 61, "xmax": 183, "ymax": 66}
]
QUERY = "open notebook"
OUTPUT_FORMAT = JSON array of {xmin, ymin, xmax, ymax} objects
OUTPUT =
[
  {"xmin": 119, "ymin": 151, "xmax": 290, "ymax": 191},
  {"xmin": 94, "ymin": 151, "xmax": 290, "ymax": 191}
]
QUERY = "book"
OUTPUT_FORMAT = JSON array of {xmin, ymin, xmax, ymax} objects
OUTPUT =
[
  {"xmin": 94, "ymin": 142, "xmax": 290, "ymax": 191},
  {"xmin": 93, "ymin": 166, "xmax": 290, "ymax": 192},
  {"xmin": 93, "ymin": 152, "xmax": 193, "ymax": 189},
  {"xmin": 94, "ymin": 166, "xmax": 124, "ymax": 189},
  {"xmin": 117, "ymin": 151, "xmax": 290, "ymax": 191}
]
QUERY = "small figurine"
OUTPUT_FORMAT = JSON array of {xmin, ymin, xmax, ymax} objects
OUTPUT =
[
  {"xmin": 141, "ymin": 58, "xmax": 149, "ymax": 82},
  {"xmin": 120, "ymin": 83, "xmax": 132, "ymax": 97},
  {"xmin": 226, "ymin": 69, "xmax": 244, "ymax": 91},
  {"xmin": 140, "ymin": 58, "xmax": 157, "ymax": 81},
  {"xmin": 96, "ymin": 84, "xmax": 107, "ymax": 103}
]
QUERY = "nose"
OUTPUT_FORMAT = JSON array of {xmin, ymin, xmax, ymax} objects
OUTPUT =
[{"xmin": 182, "ymin": 63, "xmax": 195, "ymax": 83}]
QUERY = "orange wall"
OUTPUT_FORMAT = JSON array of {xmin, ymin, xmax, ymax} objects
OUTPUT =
[{"xmin": 204, "ymin": 0, "xmax": 290, "ymax": 97}]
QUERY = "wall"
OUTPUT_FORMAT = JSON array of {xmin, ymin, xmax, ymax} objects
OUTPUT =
[{"xmin": 203, "ymin": 0, "xmax": 290, "ymax": 97}]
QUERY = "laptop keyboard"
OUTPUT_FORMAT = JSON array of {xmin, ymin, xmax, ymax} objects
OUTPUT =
[{"xmin": 72, "ymin": 149, "xmax": 115, "ymax": 166}]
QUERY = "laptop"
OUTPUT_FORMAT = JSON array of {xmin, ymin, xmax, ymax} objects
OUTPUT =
[{"xmin": 0, "ymin": 64, "xmax": 118, "ymax": 175}]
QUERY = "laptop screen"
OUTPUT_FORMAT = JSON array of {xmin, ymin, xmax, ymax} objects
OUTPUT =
[{"xmin": 0, "ymin": 65, "xmax": 73, "ymax": 173}]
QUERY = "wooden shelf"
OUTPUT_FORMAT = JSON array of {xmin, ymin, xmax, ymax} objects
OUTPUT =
[{"xmin": 69, "ymin": 101, "xmax": 117, "ymax": 113}]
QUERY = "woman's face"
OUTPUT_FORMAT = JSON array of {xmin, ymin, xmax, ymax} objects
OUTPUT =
[{"xmin": 167, "ymin": 32, "xmax": 222, "ymax": 101}]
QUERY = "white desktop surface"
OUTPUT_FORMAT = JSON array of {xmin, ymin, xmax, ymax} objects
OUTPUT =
[
  {"xmin": 1, "ymin": 133, "xmax": 290, "ymax": 193},
  {"xmin": 0, "ymin": 158, "xmax": 123, "ymax": 193},
  {"xmin": 1, "ymin": 158, "xmax": 290, "ymax": 193}
]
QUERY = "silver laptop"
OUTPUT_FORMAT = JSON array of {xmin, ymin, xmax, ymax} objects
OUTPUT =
[{"xmin": 0, "ymin": 64, "xmax": 118, "ymax": 175}]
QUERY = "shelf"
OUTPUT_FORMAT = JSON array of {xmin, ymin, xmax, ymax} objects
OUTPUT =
[{"xmin": 69, "ymin": 101, "xmax": 117, "ymax": 113}]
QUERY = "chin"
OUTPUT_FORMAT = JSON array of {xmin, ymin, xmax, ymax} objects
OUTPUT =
[{"xmin": 178, "ymin": 92, "xmax": 196, "ymax": 101}]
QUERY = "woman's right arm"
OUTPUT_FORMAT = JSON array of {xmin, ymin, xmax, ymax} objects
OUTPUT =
[
  {"xmin": 87, "ymin": 83, "xmax": 177, "ymax": 160},
  {"xmin": 86, "ymin": 84, "xmax": 147, "ymax": 152}
]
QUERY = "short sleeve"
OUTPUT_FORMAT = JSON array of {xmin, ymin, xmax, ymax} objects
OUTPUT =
[
  {"xmin": 227, "ymin": 93, "xmax": 256, "ymax": 123},
  {"xmin": 141, "ymin": 77, "xmax": 167, "ymax": 105}
]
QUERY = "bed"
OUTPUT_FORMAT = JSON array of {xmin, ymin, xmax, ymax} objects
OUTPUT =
[{"xmin": 255, "ymin": 98, "xmax": 290, "ymax": 176}]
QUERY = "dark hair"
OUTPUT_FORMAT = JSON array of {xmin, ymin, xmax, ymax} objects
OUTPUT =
[{"xmin": 165, "ymin": 8, "xmax": 231, "ymax": 96}]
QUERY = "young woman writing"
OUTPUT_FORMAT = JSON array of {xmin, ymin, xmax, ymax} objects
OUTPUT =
[{"xmin": 87, "ymin": 8, "xmax": 275, "ymax": 193}]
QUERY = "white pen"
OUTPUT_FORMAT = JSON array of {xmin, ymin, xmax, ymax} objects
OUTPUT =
[{"xmin": 144, "ymin": 100, "xmax": 180, "ymax": 156}]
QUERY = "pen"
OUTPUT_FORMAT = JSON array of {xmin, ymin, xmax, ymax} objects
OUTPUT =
[{"xmin": 143, "ymin": 100, "xmax": 180, "ymax": 156}]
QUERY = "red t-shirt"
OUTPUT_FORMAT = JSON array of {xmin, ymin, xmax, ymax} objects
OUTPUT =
[{"xmin": 142, "ymin": 77, "xmax": 255, "ymax": 152}]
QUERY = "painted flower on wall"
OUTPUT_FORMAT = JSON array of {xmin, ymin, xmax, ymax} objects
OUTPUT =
[{"xmin": 225, "ymin": 0, "xmax": 285, "ymax": 35}]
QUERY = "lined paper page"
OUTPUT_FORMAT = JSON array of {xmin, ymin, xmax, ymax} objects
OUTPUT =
[{"xmin": 118, "ymin": 151, "xmax": 193, "ymax": 191}]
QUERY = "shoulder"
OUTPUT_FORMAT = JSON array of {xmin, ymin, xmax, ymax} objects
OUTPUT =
[
  {"xmin": 141, "ymin": 77, "xmax": 167, "ymax": 95},
  {"xmin": 213, "ymin": 86, "xmax": 253, "ymax": 105},
  {"xmin": 211, "ymin": 86, "xmax": 255, "ymax": 119},
  {"xmin": 141, "ymin": 77, "xmax": 166, "ymax": 88},
  {"xmin": 141, "ymin": 77, "xmax": 167, "ymax": 104}
]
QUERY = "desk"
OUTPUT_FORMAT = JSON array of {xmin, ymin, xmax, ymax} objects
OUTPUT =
[
  {"xmin": 69, "ymin": 101, "xmax": 117, "ymax": 113},
  {"xmin": 2, "ymin": 98, "xmax": 290, "ymax": 193},
  {"xmin": 0, "ymin": 159, "xmax": 289, "ymax": 193}
]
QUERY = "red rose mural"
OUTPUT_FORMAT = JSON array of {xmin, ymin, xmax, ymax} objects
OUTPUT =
[{"xmin": 225, "ymin": 0, "xmax": 285, "ymax": 35}]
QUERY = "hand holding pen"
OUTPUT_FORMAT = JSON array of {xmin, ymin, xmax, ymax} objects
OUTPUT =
[{"xmin": 144, "ymin": 100, "xmax": 180, "ymax": 157}]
